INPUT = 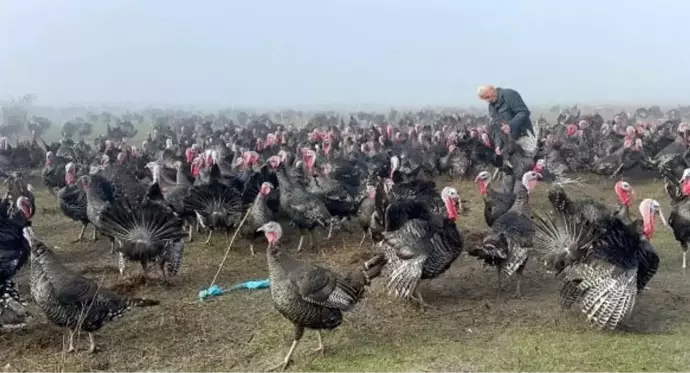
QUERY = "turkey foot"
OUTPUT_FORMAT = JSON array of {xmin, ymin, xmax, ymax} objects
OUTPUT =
[
  {"xmin": 296, "ymin": 235, "xmax": 305, "ymax": 252},
  {"xmin": 411, "ymin": 292, "xmax": 436, "ymax": 310},
  {"xmin": 65, "ymin": 330, "xmax": 77, "ymax": 353},
  {"xmin": 268, "ymin": 339, "xmax": 298, "ymax": 372},
  {"xmin": 309, "ymin": 331, "xmax": 325, "ymax": 356},
  {"xmin": 70, "ymin": 225, "xmax": 88, "ymax": 243}
]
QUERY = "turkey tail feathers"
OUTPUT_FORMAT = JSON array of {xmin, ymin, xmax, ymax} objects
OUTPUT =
[
  {"xmin": 532, "ymin": 212, "xmax": 598, "ymax": 273},
  {"xmin": 99, "ymin": 205, "xmax": 186, "ymax": 244},
  {"xmin": 560, "ymin": 262, "xmax": 637, "ymax": 330}
]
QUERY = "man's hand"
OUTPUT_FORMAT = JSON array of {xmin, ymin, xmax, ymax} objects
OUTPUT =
[{"xmin": 501, "ymin": 123, "xmax": 511, "ymax": 134}]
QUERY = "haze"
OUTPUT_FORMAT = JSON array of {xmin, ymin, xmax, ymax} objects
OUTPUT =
[{"xmin": 1, "ymin": 0, "xmax": 689, "ymax": 109}]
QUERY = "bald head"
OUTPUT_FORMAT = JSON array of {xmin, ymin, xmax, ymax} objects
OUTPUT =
[{"xmin": 477, "ymin": 85, "xmax": 497, "ymax": 102}]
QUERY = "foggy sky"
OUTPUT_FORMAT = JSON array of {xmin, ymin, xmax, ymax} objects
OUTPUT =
[{"xmin": 1, "ymin": 0, "xmax": 689, "ymax": 108}]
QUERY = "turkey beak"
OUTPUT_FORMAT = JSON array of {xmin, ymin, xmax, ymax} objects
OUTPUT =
[
  {"xmin": 657, "ymin": 208, "xmax": 668, "ymax": 227},
  {"xmin": 256, "ymin": 224, "xmax": 268, "ymax": 233}
]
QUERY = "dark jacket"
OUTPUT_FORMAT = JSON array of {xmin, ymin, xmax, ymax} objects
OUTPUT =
[{"xmin": 488, "ymin": 88, "xmax": 533, "ymax": 140}]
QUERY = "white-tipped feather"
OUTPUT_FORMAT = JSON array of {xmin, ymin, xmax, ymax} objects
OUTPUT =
[{"xmin": 563, "ymin": 262, "xmax": 637, "ymax": 330}]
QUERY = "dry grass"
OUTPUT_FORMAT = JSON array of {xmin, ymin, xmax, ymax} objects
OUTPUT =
[{"xmin": 2, "ymin": 173, "xmax": 689, "ymax": 372}]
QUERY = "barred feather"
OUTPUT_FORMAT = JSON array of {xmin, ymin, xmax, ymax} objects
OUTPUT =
[
  {"xmin": 163, "ymin": 239, "xmax": 185, "ymax": 276},
  {"xmin": 562, "ymin": 261, "xmax": 637, "ymax": 329},
  {"xmin": 1, "ymin": 280, "xmax": 29, "ymax": 329},
  {"xmin": 378, "ymin": 219, "xmax": 432, "ymax": 299}
]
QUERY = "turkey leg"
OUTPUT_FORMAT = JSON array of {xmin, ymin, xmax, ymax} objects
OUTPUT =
[
  {"xmin": 310, "ymin": 331, "xmax": 324, "ymax": 355},
  {"xmin": 296, "ymin": 235, "xmax": 305, "ymax": 252},
  {"xmin": 495, "ymin": 266, "xmax": 503, "ymax": 301},
  {"xmin": 308, "ymin": 231, "xmax": 315, "ymax": 250},
  {"xmin": 683, "ymin": 247, "xmax": 687, "ymax": 270},
  {"xmin": 187, "ymin": 224, "xmax": 194, "ymax": 242},
  {"xmin": 140, "ymin": 261, "xmax": 149, "ymax": 285},
  {"xmin": 65, "ymin": 329, "xmax": 77, "ymax": 353},
  {"xmin": 513, "ymin": 260, "xmax": 527, "ymax": 299},
  {"xmin": 357, "ymin": 232, "xmax": 367, "ymax": 249},
  {"xmin": 71, "ymin": 223, "xmax": 88, "ymax": 243},
  {"xmin": 203, "ymin": 229, "xmax": 213, "ymax": 245},
  {"xmin": 268, "ymin": 324, "xmax": 304, "ymax": 372},
  {"xmin": 410, "ymin": 284, "xmax": 435, "ymax": 310},
  {"xmin": 118, "ymin": 253, "xmax": 126, "ymax": 277},
  {"xmin": 86, "ymin": 332, "xmax": 97, "ymax": 354}
]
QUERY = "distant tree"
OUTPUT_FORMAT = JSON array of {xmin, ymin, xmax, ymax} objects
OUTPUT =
[{"xmin": 0, "ymin": 93, "xmax": 35, "ymax": 137}]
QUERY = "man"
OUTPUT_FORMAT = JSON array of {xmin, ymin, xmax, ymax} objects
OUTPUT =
[{"xmin": 477, "ymin": 85, "xmax": 536, "ymax": 154}]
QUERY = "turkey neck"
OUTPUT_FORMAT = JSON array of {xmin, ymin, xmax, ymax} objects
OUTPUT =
[
  {"xmin": 30, "ymin": 241, "xmax": 65, "ymax": 286},
  {"xmin": 176, "ymin": 167, "xmax": 191, "ymax": 186},
  {"xmin": 265, "ymin": 244, "xmax": 289, "ymax": 280},
  {"xmin": 251, "ymin": 193, "xmax": 271, "ymax": 217},
  {"xmin": 498, "ymin": 173, "xmax": 515, "ymax": 193},
  {"xmin": 275, "ymin": 165, "xmax": 293, "ymax": 189},
  {"xmin": 510, "ymin": 183, "xmax": 531, "ymax": 216}
]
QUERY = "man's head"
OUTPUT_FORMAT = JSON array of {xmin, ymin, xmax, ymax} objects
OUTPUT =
[{"xmin": 477, "ymin": 85, "xmax": 497, "ymax": 103}]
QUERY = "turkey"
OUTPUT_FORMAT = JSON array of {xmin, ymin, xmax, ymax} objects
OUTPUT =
[
  {"xmin": 474, "ymin": 170, "xmax": 516, "ymax": 227},
  {"xmin": 531, "ymin": 198, "xmax": 665, "ymax": 329},
  {"xmin": 273, "ymin": 161, "xmax": 333, "ymax": 252},
  {"xmin": 662, "ymin": 167, "xmax": 690, "ymax": 269},
  {"xmin": 0, "ymin": 198, "xmax": 32, "ymax": 329},
  {"xmin": 613, "ymin": 181, "xmax": 635, "ymax": 225},
  {"xmin": 377, "ymin": 186, "xmax": 463, "ymax": 307},
  {"xmin": 41, "ymin": 151, "xmax": 68, "ymax": 196},
  {"xmin": 240, "ymin": 181, "xmax": 274, "ymax": 255},
  {"xmin": 26, "ymin": 227, "xmax": 159, "ymax": 353},
  {"xmin": 548, "ymin": 181, "xmax": 635, "ymax": 228},
  {"xmin": 57, "ymin": 162, "xmax": 90, "ymax": 242},
  {"xmin": 467, "ymin": 170, "xmax": 540, "ymax": 299},
  {"xmin": 185, "ymin": 164, "xmax": 243, "ymax": 244},
  {"xmin": 356, "ymin": 183, "xmax": 377, "ymax": 249},
  {"xmin": 5, "ymin": 173, "xmax": 36, "ymax": 220},
  {"xmin": 97, "ymin": 183, "xmax": 187, "ymax": 283},
  {"xmin": 81, "ymin": 174, "xmax": 118, "ymax": 251},
  {"xmin": 149, "ymin": 161, "xmax": 195, "ymax": 240},
  {"xmin": 258, "ymin": 221, "xmax": 386, "ymax": 371}
]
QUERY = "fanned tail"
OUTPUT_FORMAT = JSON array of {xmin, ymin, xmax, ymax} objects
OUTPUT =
[
  {"xmin": 99, "ymin": 203, "xmax": 186, "ymax": 244},
  {"xmin": 532, "ymin": 212, "xmax": 599, "ymax": 273}
]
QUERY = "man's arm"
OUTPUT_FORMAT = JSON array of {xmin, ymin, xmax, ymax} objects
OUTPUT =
[
  {"xmin": 488, "ymin": 103, "xmax": 502, "ymax": 145},
  {"xmin": 505, "ymin": 90, "xmax": 531, "ymax": 138}
]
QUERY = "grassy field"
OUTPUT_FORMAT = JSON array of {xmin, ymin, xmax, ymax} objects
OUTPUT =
[{"xmin": 2, "ymin": 173, "xmax": 689, "ymax": 372}]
